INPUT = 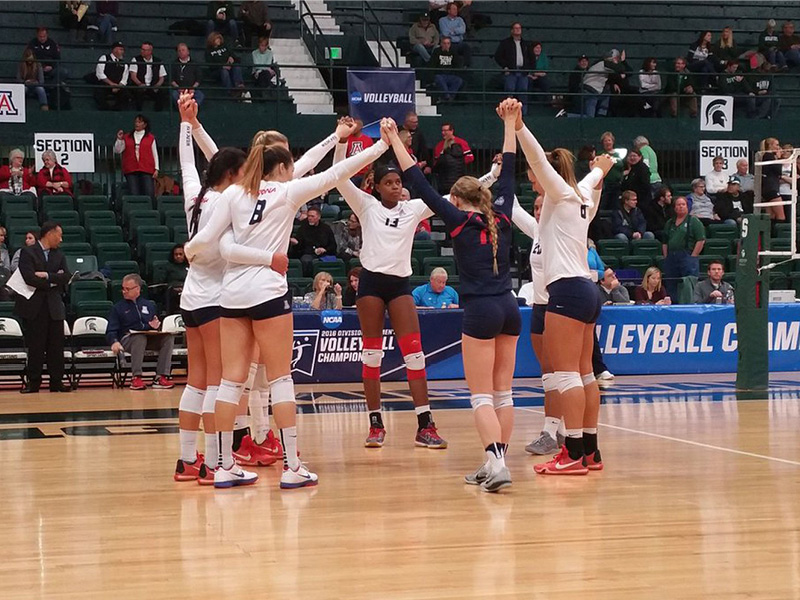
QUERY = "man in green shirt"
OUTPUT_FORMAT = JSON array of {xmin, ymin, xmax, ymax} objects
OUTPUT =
[
  {"xmin": 634, "ymin": 135, "xmax": 662, "ymax": 195},
  {"xmin": 662, "ymin": 196, "xmax": 706, "ymax": 302}
]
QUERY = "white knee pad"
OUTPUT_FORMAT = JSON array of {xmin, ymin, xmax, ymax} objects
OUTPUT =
[
  {"xmin": 254, "ymin": 364, "xmax": 269, "ymax": 392},
  {"xmin": 362, "ymin": 348, "xmax": 383, "ymax": 368},
  {"xmin": 470, "ymin": 393, "xmax": 494, "ymax": 411},
  {"xmin": 269, "ymin": 375, "xmax": 295, "ymax": 406},
  {"xmin": 550, "ymin": 371, "xmax": 583, "ymax": 394},
  {"xmin": 202, "ymin": 385, "xmax": 218, "ymax": 414},
  {"xmin": 493, "ymin": 390, "xmax": 513, "ymax": 410},
  {"xmin": 243, "ymin": 362, "xmax": 258, "ymax": 393},
  {"xmin": 178, "ymin": 385, "xmax": 205, "ymax": 415},
  {"xmin": 581, "ymin": 373, "xmax": 596, "ymax": 386},
  {"xmin": 217, "ymin": 379, "xmax": 244, "ymax": 405},
  {"xmin": 541, "ymin": 373, "xmax": 557, "ymax": 393},
  {"xmin": 403, "ymin": 351, "xmax": 426, "ymax": 371}
]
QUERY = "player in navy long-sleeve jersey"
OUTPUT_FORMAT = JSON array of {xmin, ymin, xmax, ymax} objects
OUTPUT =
[{"xmin": 387, "ymin": 98, "xmax": 522, "ymax": 492}]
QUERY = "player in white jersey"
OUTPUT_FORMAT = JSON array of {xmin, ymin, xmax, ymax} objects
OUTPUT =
[
  {"xmin": 184, "ymin": 124, "xmax": 390, "ymax": 489},
  {"xmin": 515, "ymin": 116, "xmax": 614, "ymax": 476}
]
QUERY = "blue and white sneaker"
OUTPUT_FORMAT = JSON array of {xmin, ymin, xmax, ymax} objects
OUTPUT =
[
  {"xmin": 280, "ymin": 465, "xmax": 318, "ymax": 489},
  {"xmin": 213, "ymin": 464, "xmax": 258, "ymax": 489}
]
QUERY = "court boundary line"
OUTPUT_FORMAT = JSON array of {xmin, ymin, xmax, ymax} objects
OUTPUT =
[{"xmin": 518, "ymin": 407, "xmax": 800, "ymax": 467}]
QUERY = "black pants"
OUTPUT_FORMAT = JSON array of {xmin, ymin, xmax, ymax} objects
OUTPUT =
[
  {"xmin": 592, "ymin": 329, "xmax": 608, "ymax": 376},
  {"xmin": 94, "ymin": 86, "xmax": 130, "ymax": 111},
  {"xmin": 24, "ymin": 315, "xmax": 65, "ymax": 389},
  {"xmin": 133, "ymin": 86, "xmax": 167, "ymax": 111}
]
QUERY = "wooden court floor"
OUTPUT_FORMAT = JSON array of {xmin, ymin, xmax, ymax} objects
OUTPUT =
[{"xmin": 2, "ymin": 373, "xmax": 800, "ymax": 599}]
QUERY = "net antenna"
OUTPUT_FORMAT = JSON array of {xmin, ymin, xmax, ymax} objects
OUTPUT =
[{"xmin": 754, "ymin": 148, "xmax": 800, "ymax": 272}]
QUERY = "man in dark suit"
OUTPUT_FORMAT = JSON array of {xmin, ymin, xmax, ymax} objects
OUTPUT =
[{"xmin": 14, "ymin": 222, "xmax": 72, "ymax": 393}]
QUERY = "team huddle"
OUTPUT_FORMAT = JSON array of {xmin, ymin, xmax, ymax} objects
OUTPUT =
[{"xmin": 173, "ymin": 92, "xmax": 614, "ymax": 492}]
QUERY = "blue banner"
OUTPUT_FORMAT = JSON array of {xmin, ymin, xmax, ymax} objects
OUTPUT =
[{"xmin": 347, "ymin": 69, "xmax": 416, "ymax": 138}]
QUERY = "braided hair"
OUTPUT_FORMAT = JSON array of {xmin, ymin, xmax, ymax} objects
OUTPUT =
[{"xmin": 450, "ymin": 176, "xmax": 498, "ymax": 274}]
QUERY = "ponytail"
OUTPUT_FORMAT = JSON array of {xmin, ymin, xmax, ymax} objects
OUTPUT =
[
  {"xmin": 189, "ymin": 146, "xmax": 246, "ymax": 238},
  {"xmin": 240, "ymin": 138, "xmax": 293, "ymax": 197},
  {"xmin": 450, "ymin": 176, "xmax": 499, "ymax": 274},
  {"xmin": 547, "ymin": 147, "xmax": 582, "ymax": 198}
]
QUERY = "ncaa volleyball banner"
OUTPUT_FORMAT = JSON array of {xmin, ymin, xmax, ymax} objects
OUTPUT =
[
  {"xmin": 0, "ymin": 84, "xmax": 26, "ymax": 123},
  {"xmin": 347, "ymin": 69, "xmax": 416, "ymax": 138},
  {"xmin": 34, "ymin": 133, "xmax": 96, "ymax": 172}
]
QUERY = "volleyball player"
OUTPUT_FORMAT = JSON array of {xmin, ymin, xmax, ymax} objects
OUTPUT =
[
  {"xmin": 184, "ymin": 122, "xmax": 391, "ymax": 488},
  {"xmin": 760, "ymin": 137, "xmax": 784, "ymax": 222},
  {"xmin": 515, "ymin": 115, "xmax": 614, "ymax": 475},
  {"xmin": 387, "ymin": 99, "xmax": 521, "ymax": 491}
]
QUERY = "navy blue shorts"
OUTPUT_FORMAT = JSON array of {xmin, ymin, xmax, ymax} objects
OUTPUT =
[
  {"xmin": 546, "ymin": 277, "xmax": 602, "ymax": 324},
  {"xmin": 462, "ymin": 292, "xmax": 522, "ymax": 340},
  {"xmin": 221, "ymin": 291, "xmax": 292, "ymax": 321},
  {"xmin": 357, "ymin": 268, "xmax": 412, "ymax": 304},
  {"xmin": 181, "ymin": 306, "xmax": 221, "ymax": 328},
  {"xmin": 530, "ymin": 303, "xmax": 547, "ymax": 335}
]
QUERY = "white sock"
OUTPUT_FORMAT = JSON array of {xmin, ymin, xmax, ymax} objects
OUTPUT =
[
  {"xmin": 583, "ymin": 427, "xmax": 598, "ymax": 435},
  {"xmin": 414, "ymin": 404, "xmax": 430, "ymax": 415},
  {"xmin": 218, "ymin": 431, "xmax": 234, "ymax": 469},
  {"xmin": 543, "ymin": 416, "xmax": 560, "ymax": 437},
  {"xmin": 557, "ymin": 418, "xmax": 567, "ymax": 437},
  {"xmin": 485, "ymin": 442, "xmax": 506, "ymax": 472},
  {"xmin": 250, "ymin": 390, "xmax": 269, "ymax": 444},
  {"xmin": 243, "ymin": 362, "xmax": 258, "ymax": 394},
  {"xmin": 565, "ymin": 428, "xmax": 583, "ymax": 439},
  {"xmin": 179, "ymin": 430, "xmax": 197, "ymax": 462},
  {"xmin": 233, "ymin": 414, "xmax": 249, "ymax": 432},
  {"xmin": 280, "ymin": 426, "xmax": 299, "ymax": 471},
  {"xmin": 204, "ymin": 433, "xmax": 218, "ymax": 470}
]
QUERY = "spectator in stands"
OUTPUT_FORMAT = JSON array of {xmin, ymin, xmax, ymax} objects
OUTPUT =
[
  {"xmin": 633, "ymin": 136, "xmax": 662, "ymax": 195},
  {"xmin": 759, "ymin": 19, "xmax": 786, "ymax": 70},
  {"xmin": 60, "ymin": 1, "xmax": 89, "ymax": 41},
  {"xmin": 401, "ymin": 111, "xmax": 431, "ymax": 173},
  {"xmin": 170, "ymin": 43, "xmax": 204, "ymax": 105},
  {"xmin": 342, "ymin": 266, "xmax": 361, "ymax": 308},
  {"xmin": 17, "ymin": 49, "xmax": 49, "ymax": 111},
  {"xmin": 290, "ymin": 206, "xmax": 337, "ymax": 276},
  {"xmin": 438, "ymin": 2, "xmax": 471, "ymax": 66},
  {"xmin": 582, "ymin": 49, "xmax": 624, "ymax": 117},
  {"xmin": 428, "ymin": 0, "xmax": 448, "ymax": 25},
  {"xmin": 734, "ymin": 159, "xmax": 754, "ymax": 193},
  {"xmin": 114, "ymin": 114, "xmax": 159, "ymax": 198},
  {"xmin": 688, "ymin": 178, "xmax": 716, "ymax": 225},
  {"xmin": 713, "ymin": 26, "xmax": 739, "ymax": 71},
  {"xmin": 410, "ymin": 13, "xmax": 439, "ymax": 63},
  {"xmin": 95, "ymin": 42, "xmax": 130, "ymax": 111},
  {"xmin": 620, "ymin": 148, "xmax": 652, "ymax": 207},
  {"xmin": 129, "ymin": 41, "xmax": 167, "ymax": 112},
  {"xmin": 778, "ymin": 21, "xmax": 800, "ymax": 68},
  {"xmin": 494, "ymin": 22, "xmax": 530, "ymax": 110},
  {"xmin": 662, "ymin": 196, "xmax": 705, "ymax": 300},
  {"xmin": 36, "ymin": 150, "xmax": 73, "ymax": 198},
  {"xmin": 634, "ymin": 267, "xmax": 671, "ymax": 305},
  {"xmin": 563, "ymin": 54, "xmax": 589, "ymax": 117},
  {"xmin": 240, "ymin": 1, "xmax": 271, "ymax": 47},
  {"xmin": 433, "ymin": 122, "xmax": 473, "ymax": 194},
  {"xmin": 644, "ymin": 185, "xmax": 674, "ymax": 242},
  {"xmin": 345, "ymin": 119, "xmax": 374, "ymax": 186},
  {"xmin": 332, "ymin": 212, "xmax": 362, "ymax": 261},
  {"xmin": 528, "ymin": 42, "xmax": 551, "ymax": 105},
  {"xmin": 304, "ymin": 271, "xmax": 342, "ymax": 310},
  {"xmin": 0, "ymin": 228, "xmax": 8, "ymax": 274},
  {"xmin": 713, "ymin": 176, "xmax": 746, "ymax": 225},
  {"xmin": 751, "ymin": 60, "xmax": 780, "ymax": 119},
  {"xmin": 11, "ymin": 230, "xmax": 38, "ymax": 273},
  {"xmin": 205, "ymin": 32, "xmax": 246, "ymax": 97},
  {"xmin": 693, "ymin": 260, "xmax": 734, "ymax": 304},
  {"xmin": 638, "ymin": 57, "xmax": 661, "ymax": 117},
  {"xmin": 687, "ymin": 31, "xmax": 716, "ymax": 88},
  {"xmin": 206, "ymin": 1, "xmax": 238, "ymax": 40},
  {"xmin": 0, "ymin": 149, "xmax": 37, "ymax": 204},
  {"xmin": 575, "ymin": 145, "xmax": 596, "ymax": 180},
  {"xmin": 28, "ymin": 27, "xmax": 67, "ymax": 85},
  {"xmin": 600, "ymin": 131, "xmax": 625, "ymax": 208},
  {"xmin": 779, "ymin": 144, "xmax": 794, "ymax": 207},
  {"xmin": 252, "ymin": 36, "xmax": 279, "ymax": 93},
  {"xmin": 108, "ymin": 273, "xmax": 175, "ymax": 391},
  {"xmin": 93, "ymin": 1, "xmax": 119, "ymax": 46},
  {"xmin": 665, "ymin": 56, "xmax": 698, "ymax": 118},
  {"xmin": 597, "ymin": 268, "xmax": 630, "ymax": 304},
  {"xmin": 431, "ymin": 37, "xmax": 464, "ymax": 103},
  {"xmin": 704, "ymin": 156, "xmax": 729, "ymax": 197},
  {"xmin": 718, "ymin": 61, "xmax": 756, "ymax": 116},
  {"xmin": 760, "ymin": 137, "xmax": 784, "ymax": 222},
  {"xmin": 587, "ymin": 239, "xmax": 605, "ymax": 281},
  {"xmin": 413, "ymin": 267, "xmax": 459, "ymax": 308},
  {"xmin": 612, "ymin": 191, "xmax": 653, "ymax": 241},
  {"xmin": 161, "ymin": 244, "xmax": 189, "ymax": 315}
]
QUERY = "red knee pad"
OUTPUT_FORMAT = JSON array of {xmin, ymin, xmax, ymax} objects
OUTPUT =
[
  {"xmin": 399, "ymin": 332, "xmax": 426, "ymax": 380},
  {"xmin": 398, "ymin": 332, "xmax": 423, "ymax": 356},
  {"xmin": 362, "ymin": 337, "xmax": 383, "ymax": 380}
]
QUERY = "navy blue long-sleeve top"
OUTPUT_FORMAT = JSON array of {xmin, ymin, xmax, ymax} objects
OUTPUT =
[{"xmin": 403, "ymin": 151, "xmax": 515, "ymax": 298}]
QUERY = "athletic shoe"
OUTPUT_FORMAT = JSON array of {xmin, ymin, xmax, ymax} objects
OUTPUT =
[
  {"xmin": 481, "ymin": 467, "xmax": 512, "ymax": 493},
  {"xmin": 130, "ymin": 376, "xmax": 147, "ymax": 391},
  {"xmin": 525, "ymin": 431, "xmax": 559, "ymax": 455},
  {"xmin": 233, "ymin": 435, "xmax": 278, "ymax": 466},
  {"xmin": 255, "ymin": 429, "xmax": 283, "ymax": 459},
  {"xmin": 464, "ymin": 463, "xmax": 490, "ymax": 485},
  {"xmin": 280, "ymin": 465, "xmax": 319, "ymax": 489},
  {"xmin": 214, "ymin": 464, "xmax": 258, "ymax": 488},
  {"xmin": 364, "ymin": 426, "xmax": 386, "ymax": 448},
  {"xmin": 174, "ymin": 452, "xmax": 204, "ymax": 481},
  {"xmin": 197, "ymin": 463, "xmax": 215, "ymax": 485},
  {"xmin": 533, "ymin": 446, "xmax": 588, "ymax": 476},
  {"xmin": 586, "ymin": 449, "xmax": 604, "ymax": 471},
  {"xmin": 415, "ymin": 424, "xmax": 448, "ymax": 449},
  {"xmin": 596, "ymin": 370, "xmax": 614, "ymax": 389},
  {"xmin": 557, "ymin": 432, "xmax": 566, "ymax": 447},
  {"xmin": 152, "ymin": 375, "xmax": 174, "ymax": 389}
]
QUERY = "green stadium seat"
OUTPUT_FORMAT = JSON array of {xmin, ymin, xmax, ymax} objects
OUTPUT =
[
  {"xmin": 66, "ymin": 254, "xmax": 98, "ymax": 274},
  {"xmin": 76, "ymin": 195, "xmax": 110, "ymax": 214},
  {"xmin": 60, "ymin": 242, "xmax": 93, "ymax": 256},
  {"xmin": 47, "ymin": 210, "xmax": 80, "ymax": 227},
  {"xmin": 128, "ymin": 210, "xmax": 162, "ymax": 232},
  {"xmin": 702, "ymin": 239, "xmax": 731, "ymax": 255},
  {"xmin": 7, "ymin": 231, "xmax": 28, "ymax": 251},
  {"xmin": 105, "ymin": 260, "xmax": 140, "ymax": 281},
  {"xmin": 727, "ymin": 254, "xmax": 738, "ymax": 272},
  {"xmin": 5, "ymin": 212, "xmax": 38, "ymax": 229},
  {"xmin": 698, "ymin": 255, "xmax": 725, "ymax": 273},
  {"xmin": 288, "ymin": 277, "xmax": 313, "ymax": 296},
  {"xmin": 412, "ymin": 240, "xmax": 438, "ymax": 264},
  {"xmin": 173, "ymin": 225, "xmax": 188, "ymax": 245},
  {"xmin": 96, "ymin": 243, "xmax": 132, "ymax": 264},
  {"xmin": 620, "ymin": 255, "xmax": 653, "ymax": 275},
  {"xmin": 83, "ymin": 210, "xmax": 117, "ymax": 229},
  {"xmin": 163, "ymin": 211, "xmax": 185, "ymax": 232},
  {"xmin": 137, "ymin": 227, "xmax": 171, "ymax": 257},
  {"xmin": 320, "ymin": 204, "xmax": 340, "ymax": 219},
  {"xmin": 70, "ymin": 280, "xmax": 108, "ymax": 309},
  {"xmin": 144, "ymin": 242, "xmax": 175, "ymax": 275},
  {"xmin": 90, "ymin": 225, "xmax": 124, "ymax": 247},
  {"xmin": 150, "ymin": 261, "xmax": 170, "ymax": 287},
  {"xmin": 121, "ymin": 196, "xmax": 153, "ymax": 218},
  {"xmin": 774, "ymin": 223, "xmax": 793, "ymax": 238},
  {"xmin": 60, "ymin": 225, "xmax": 86, "ymax": 244},
  {"xmin": 74, "ymin": 300, "xmax": 114, "ymax": 318},
  {"xmin": 312, "ymin": 258, "xmax": 346, "ymax": 278},
  {"xmin": 422, "ymin": 256, "xmax": 457, "ymax": 275},
  {"xmin": 599, "ymin": 255, "xmax": 620, "ymax": 269},
  {"xmin": 707, "ymin": 223, "xmax": 738, "ymax": 240},
  {"xmin": 157, "ymin": 197, "xmax": 184, "ymax": 213},
  {"xmin": 597, "ymin": 239, "xmax": 630, "ymax": 258},
  {"xmin": 42, "ymin": 195, "xmax": 75, "ymax": 214},
  {"xmin": 1, "ymin": 196, "xmax": 33, "ymax": 213},
  {"xmin": 630, "ymin": 238, "xmax": 662, "ymax": 257},
  {"xmin": 0, "ymin": 301, "xmax": 16, "ymax": 318},
  {"xmin": 287, "ymin": 259, "xmax": 303, "ymax": 278}
]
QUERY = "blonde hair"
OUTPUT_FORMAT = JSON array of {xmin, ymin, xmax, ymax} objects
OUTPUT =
[
  {"xmin": 642, "ymin": 266, "xmax": 662, "ymax": 292},
  {"xmin": 600, "ymin": 131, "xmax": 615, "ymax": 145},
  {"xmin": 239, "ymin": 135, "xmax": 294, "ymax": 197},
  {"xmin": 720, "ymin": 27, "xmax": 734, "ymax": 48},
  {"xmin": 450, "ymin": 176, "xmax": 498, "ymax": 274},
  {"xmin": 760, "ymin": 137, "xmax": 779, "ymax": 152},
  {"xmin": 547, "ymin": 148, "xmax": 580, "ymax": 196},
  {"xmin": 251, "ymin": 129, "xmax": 289, "ymax": 148},
  {"xmin": 313, "ymin": 271, "xmax": 333, "ymax": 291}
]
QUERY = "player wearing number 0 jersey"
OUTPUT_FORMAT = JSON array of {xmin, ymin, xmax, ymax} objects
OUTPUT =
[
  {"xmin": 185, "ymin": 128, "xmax": 390, "ymax": 489},
  {"xmin": 515, "ymin": 118, "xmax": 613, "ymax": 476}
]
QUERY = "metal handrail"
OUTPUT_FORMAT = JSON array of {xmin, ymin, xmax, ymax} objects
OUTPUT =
[
  {"xmin": 359, "ymin": 1, "xmax": 399, "ymax": 67},
  {"xmin": 299, "ymin": 0, "xmax": 336, "ymax": 85}
]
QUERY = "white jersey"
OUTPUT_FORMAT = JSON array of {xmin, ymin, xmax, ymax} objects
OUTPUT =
[
  {"xmin": 510, "ymin": 197, "xmax": 546, "ymax": 305},
  {"xmin": 185, "ymin": 140, "xmax": 388, "ymax": 309},
  {"xmin": 517, "ymin": 125, "xmax": 603, "ymax": 287}
]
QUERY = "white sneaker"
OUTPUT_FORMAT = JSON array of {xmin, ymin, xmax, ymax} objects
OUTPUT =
[
  {"xmin": 597, "ymin": 370, "xmax": 614, "ymax": 380},
  {"xmin": 280, "ymin": 465, "xmax": 318, "ymax": 489},
  {"xmin": 213, "ymin": 464, "xmax": 258, "ymax": 489}
]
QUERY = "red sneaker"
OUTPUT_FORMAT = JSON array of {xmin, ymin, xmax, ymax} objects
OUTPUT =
[
  {"xmin": 197, "ymin": 462, "xmax": 216, "ymax": 485},
  {"xmin": 365, "ymin": 426, "xmax": 386, "ymax": 448},
  {"xmin": 255, "ymin": 429, "xmax": 283, "ymax": 458},
  {"xmin": 233, "ymin": 434, "xmax": 278, "ymax": 466},
  {"xmin": 130, "ymin": 376, "xmax": 147, "ymax": 391},
  {"xmin": 585, "ymin": 449, "xmax": 604, "ymax": 471},
  {"xmin": 533, "ymin": 446, "xmax": 589, "ymax": 476},
  {"xmin": 174, "ymin": 452, "xmax": 205, "ymax": 481},
  {"xmin": 415, "ymin": 424, "xmax": 447, "ymax": 449},
  {"xmin": 153, "ymin": 375, "xmax": 174, "ymax": 389}
]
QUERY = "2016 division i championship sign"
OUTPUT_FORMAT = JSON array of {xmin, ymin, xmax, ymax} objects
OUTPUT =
[
  {"xmin": 347, "ymin": 69, "xmax": 416, "ymax": 138},
  {"xmin": 34, "ymin": 133, "xmax": 96, "ymax": 173}
]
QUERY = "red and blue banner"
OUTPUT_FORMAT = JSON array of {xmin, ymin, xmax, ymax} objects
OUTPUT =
[{"xmin": 347, "ymin": 69, "xmax": 416, "ymax": 138}]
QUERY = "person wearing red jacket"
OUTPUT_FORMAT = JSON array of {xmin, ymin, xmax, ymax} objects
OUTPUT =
[
  {"xmin": 0, "ymin": 149, "xmax": 38, "ymax": 205},
  {"xmin": 36, "ymin": 150, "xmax": 73, "ymax": 197},
  {"xmin": 113, "ymin": 113, "xmax": 159, "ymax": 198}
]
